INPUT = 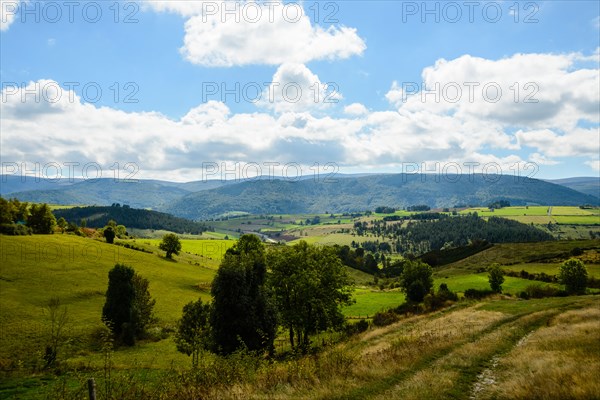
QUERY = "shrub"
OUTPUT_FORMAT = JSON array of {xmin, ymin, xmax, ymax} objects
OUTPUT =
[
  {"xmin": 488, "ymin": 263, "xmax": 505, "ymax": 293},
  {"xmin": 0, "ymin": 223, "xmax": 32, "ymax": 235},
  {"xmin": 519, "ymin": 283, "xmax": 560, "ymax": 299},
  {"xmin": 558, "ymin": 258, "xmax": 588, "ymax": 295},
  {"xmin": 372, "ymin": 311, "xmax": 399, "ymax": 327},
  {"xmin": 345, "ymin": 319, "xmax": 370, "ymax": 335},
  {"xmin": 424, "ymin": 283, "xmax": 459, "ymax": 310},
  {"xmin": 464, "ymin": 288, "xmax": 496, "ymax": 299}
]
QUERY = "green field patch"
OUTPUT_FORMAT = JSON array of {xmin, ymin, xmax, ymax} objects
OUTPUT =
[
  {"xmin": 141, "ymin": 238, "xmax": 235, "ymax": 262},
  {"xmin": 0, "ymin": 235, "xmax": 216, "ymax": 363},
  {"xmin": 504, "ymin": 262, "xmax": 600, "ymax": 278},
  {"xmin": 344, "ymin": 288, "xmax": 404, "ymax": 317},
  {"xmin": 554, "ymin": 215, "xmax": 600, "ymax": 225},
  {"xmin": 551, "ymin": 206, "xmax": 599, "ymax": 216},
  {"xmin": 434, "ymin": 271, "xmax": 558, "ymax": 295}
]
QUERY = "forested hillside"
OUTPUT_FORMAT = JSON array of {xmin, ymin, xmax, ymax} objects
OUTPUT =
[{"xmin": 54, "ymin": 204, "xmax": 210, "ymax": 234}]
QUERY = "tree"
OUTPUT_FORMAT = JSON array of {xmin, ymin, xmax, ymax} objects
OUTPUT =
[
  {"xmin": 268, "ymin": 241, "xmax": 354, "ymax": 351},
  {"xmin": 102, "ymin": 264, "xmax": 136, "ymax": 345},
  {"xmin": 558, "ymin": 258, "xmax": 588, "ymax": 295},
  {"xmin": 210, "ymin": 234, "xmax": 277, "ymax": 355},
  {"xmin": 132, "ymin": 273, "xmax": 156, "ymax": 337},
  {"xmin": 488, "ymin": 263, "xmax": 505, "ymax": 293},
  {"xmin": 175, "ymin": 299, "xmax": 212, "ymax": 368},
  {"xmin": 43, "ymin": 296, "xmax": 69, "ymax": 368},
  {"xmin": 27, "ymin": 203, "xmax": 56, "ymax": 234},
  {"xmin": 399, "ymin": 260, "xmax": 433, "ymax": 303},
  {"xmin": 115, "ymin": 225, "xmax": 127, "ymax": 238},
  {"xmin": 56, "ymin": 217, "xmax": 67, "ymax": 233},
  {"xmin": 103, "ymin": 226, "xmax": 116, "ymax": 244},
  {"xmin": 159, "ymin": 233, "xmax": 182, "ymax": 259}
]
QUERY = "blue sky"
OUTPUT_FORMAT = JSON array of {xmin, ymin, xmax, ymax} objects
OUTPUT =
[{"xmin": 1, "ymin": 0, "xmax": 599, "ymax": 181}]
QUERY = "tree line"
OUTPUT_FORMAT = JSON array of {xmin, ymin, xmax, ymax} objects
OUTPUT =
[
  {"xmin": 0, "ymin": 197, "xmax": 57, "ymax": 235},
  {"xmin": 355, "ymin": 213, "xmax": 553, "ymax": 256},
  {"xmin": 54, "ymin": 204, "xmax": 211, "ymax": 234}
]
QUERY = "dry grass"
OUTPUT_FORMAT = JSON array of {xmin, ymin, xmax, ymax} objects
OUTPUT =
[{"xmin": 479, "ymin": 306, "xmax": 600, "ymax": 400}]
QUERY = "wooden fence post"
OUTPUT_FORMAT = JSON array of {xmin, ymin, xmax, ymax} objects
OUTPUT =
[{"xmin": 87, "ymin": 378, "xmax": 97, "ymax": 400}]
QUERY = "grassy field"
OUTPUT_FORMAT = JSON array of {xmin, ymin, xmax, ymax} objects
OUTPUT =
[
  {"xmin": 2, "ymin": 210, "xmax": 600, "ymax": 398},
  {"xmin": 5, "ymin": 295, "xmax": 597, "ymax": 399},
  {"xmin": 140, "ymin": 238, "xmax": 235, "ymax": 263},
  {"xmin": 0, "ymin": 235, "xmax": 216, "ymax": 371},
  {"xmin": 461, "ymin": 206, "xmax": 600, "ymax": 226}
]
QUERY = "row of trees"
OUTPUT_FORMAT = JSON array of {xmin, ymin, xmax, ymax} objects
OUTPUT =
[{"xmin": 175, "ymin": 235, "xmax": 354, "ymax": 364}]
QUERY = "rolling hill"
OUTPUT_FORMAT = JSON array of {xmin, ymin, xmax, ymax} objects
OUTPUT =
[
  {"xmin": 5, "ymin": 174, "xmax": 598, "ymax": 219},
  {"xmin": 53, "ymin": 205, "xmax": 210, "ymax": 234},
  {"xmin": 545, "ymin": 177, "xmax": 600, "ymax": 199},
  {"xmin": 165, "ymin": 174, "xmax": 599, "ymax": 220}
]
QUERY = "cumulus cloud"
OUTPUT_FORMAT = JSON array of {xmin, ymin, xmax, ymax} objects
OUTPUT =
[
  {"xmin": 1, "ymin": 0, "xmax": 22, "ymax": 31},
  {"xmin": 344, "ymin": 103, "xmax": 368, "ymax": 116},
  {"xmin": 258, "ymin": 63, "xmax": 342, "ymax": 113},
  {"xmin": 388, "ymin": 53, "xmax": 599, "ymax": 130},
  {"xmin": 3, "ymin": 50, "xmax": 599, "ymax": 181},
  {"xmin": 144, "ymin": 0, "xmax": 366, "ymax": 67}
]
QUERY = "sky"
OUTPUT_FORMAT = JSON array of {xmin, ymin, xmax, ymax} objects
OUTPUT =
[{"xmin": 1, "ymin": 0, "xmax": 599, "ymax": 182}]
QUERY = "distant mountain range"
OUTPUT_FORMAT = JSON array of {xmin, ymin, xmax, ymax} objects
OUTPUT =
[
  {"xmin": 2, "ymin": 174, "xmax": 597, "ymax": 220},
  {"xmin": 544, "ymin": 177, "xmax": 600, "ymax": 199}
]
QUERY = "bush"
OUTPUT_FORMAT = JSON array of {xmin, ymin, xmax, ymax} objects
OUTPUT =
[
  {"xmin": 372, "ymin": 311, "xmax": 399, "ymax": 327},
  {"xmin": 464, "ymin": 288, "xmax": 496, "ymax": 299},
  {"xmin": 519, "ymin": 283, "xmax": 560, "ymax": 299},
  {"xmin": 345, "ymin": 319, "xmax": 370, "ymax": 335},
  {"xmin": 424, "ymin": 283, "xmax": 459, "ymax": 310},
  {"xmin": 558, "ymin": 258, "xmax": 588, "ymax": 295},
  {"xmin": 0, "ymin": 223, "xmax": 32, "ymax": 235},
  {"xmin": 394, "ymin": 302, "xmax": 424, "ymax": 315}
]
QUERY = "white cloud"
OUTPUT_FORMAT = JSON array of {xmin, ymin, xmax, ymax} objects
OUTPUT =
[
  {"xmin": 388, "ymin": 52, "xmax": 599, "ymax": 132},
  {"xmin": 3, "ymin": 48, "xmax": 599, "ymax": 181},
  {"xmin": 258, "ymin": 63, "xmax": 342, "ymax": 113},
  {"xmin": 1, "ymin": 0, "xmax": 22, "ymax": 31},
  {"xmin": 344, "ymin": 103, "xmax": 368, "ymax": 116},
  {"xmin": 144, "ymin": 0, "xmax": 366, "ymax": 67},
  {"xmin": 585, "ymin": 160, "xmax": 600, "ymax": 171}
]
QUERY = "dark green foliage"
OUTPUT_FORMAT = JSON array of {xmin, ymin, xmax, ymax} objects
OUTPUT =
[
  {"xmin": 419, "ymin": 240, "xmax": 492, "ymax": 267},
  {"xmin": 56, "ymin": 217, "xmax": 67, "ymax": 233},
  {"xmin": 102, "ymin": 264, "xmax": 136, "ymax": 341},
  {"xmin": 407, "ymin": 205, "xmax": 431, "ymax": 211},
  {"xmin": 0, "ymin": 196, "xmax": 29, "ymax": 224},
  {"xmin": 26, "ymin": 203, "xmax": 56, "ymax": 234},
  {"xmin": 175, "ymin": 298, "xmax": 212, "ymax": 368},
  {"xmin": 345, "ymin": 319, "xmax": 370, "ymax": 335},
  {"xmin": 53, "ymin": 205, "xmax": 209, "ymax": 234},
  {"xmin": 399, "ymin": 261, "xmax": 433, "ymax": 303},
  {"xmin": 268, "ymin": 241, "xmax": 354, "ymax": 351},
  {"xmin": 487, "ymin": 200, "xmax": 510, "ymax": 209},
  {"xmin": 518, "ymin": 284, "xmax": 564, "ymax": 299},
  {"xmin": 101, "ymin": 265, "xmax": 154, "ymax": 346},
  {"xmin": 488, "ymin": 263, "xmax": 505, "ymax": 293},
  {"xmin": 372, "ymin": 311, "xmax": 399, "ymax": 327},
  {"xmin": 104, "ymin": 226, "xmax": 116, "ymax": 244},
  {"xmin": 558, "ymin": 258, "xmax": 588, "ymax": 295},
  {"xmin": 375, "ymin": 206, "xmax": 396, "ymax": 213},
  {"xmin": 463, "ymin": 288, "xmax": 496, "ymax": 299},
  {"xmin": 424, "ymin": 283, "xmax": 459, "ymax": 310},
  {"xmin": 211, "ymin": 235, "xmax": 277, "ymax": 355},
  {"xmin": 0, "ymin": 223, "xmax": 32, "ymax": 235},
  {"xmin": 132, "ymin": 273, "xmax": 156, "ymax": 337},
  {"xmin": 159, "ymin": 233, "xmax": 182, "ymax": 259}
]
